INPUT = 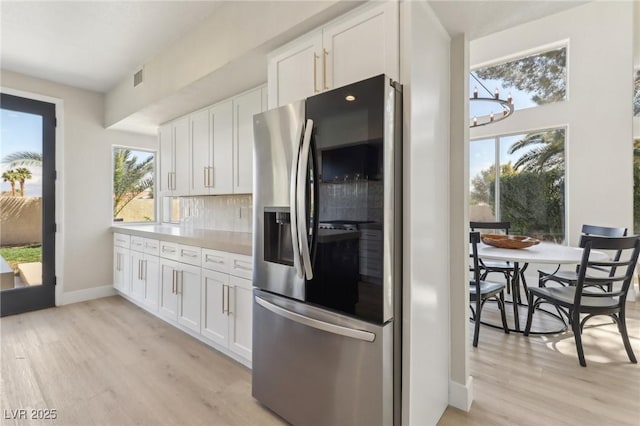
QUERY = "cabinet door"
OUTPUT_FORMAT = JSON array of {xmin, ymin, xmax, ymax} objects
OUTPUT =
[
  {"xmin": 209, "ymin": 100, "xmax": 234, "ymax": 195},
  {"xmin": 267, "ymin": 31, "xmax": 322, "ymax": 108},
  {"xmin": 143, "ymin": 255, "xmax": 160, "ymax": 312},
  {"xmin": 190, "ymin": 109, "xmax": 211, "ymax": 195},
  {"xmin": 173, "ymin": 117, "xmax": 190, "ymax": 196},
  {"xmin": 114, "ymin": 247, "xmax": 131, "ymax": 295},
  {"xmin": 159, "ymin": 123, "xmax": 174, "ymax": 196},
  {"xmin": 322, "ymin": 1, "xmax": 398, "ymax": 90},
  {"xmin": 201, "ymin": 269, "xmax": 229, "ymax": 347},
  {"xmin": 233, "ymin": 88, "xmax": 264, "ymax": 194},
  {"xmin": 177, "ymin": 264, "xmax": 201, "ymax": 333},
  {"xmin": 228, "ymin": 275, "xmax": 253, "ymax": 360},
  {"xmin": 159, "ymin": 260, "xmax": 178, "ymax": 321},
  {"xmin": 130, "ymin": 251, "xmax": 145, "ymax": 302}
]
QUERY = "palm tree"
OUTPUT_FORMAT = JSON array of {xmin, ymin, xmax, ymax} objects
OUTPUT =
[
  {"xmin": 2, "ymin": 151, "xmax": 42, "ymax": 168},
  {"xmin": 2, "ymin": 169, "xmax": 19, "ymax": 196},
  {"xmin": 14, "ymin": 167, "xmax": 33, "ymax": 196},
  {"xmin": 507, "ymin": 129, "xmax": 565, "ymax": 173},
  {"xmin": 113, "ymin": 149, "xmax": 154, "ymax": 218}
]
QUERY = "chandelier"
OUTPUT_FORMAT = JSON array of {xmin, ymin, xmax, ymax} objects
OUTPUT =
[{"xmin": 469, "ymin": 72, "xmax": 514, "ymax": 128}]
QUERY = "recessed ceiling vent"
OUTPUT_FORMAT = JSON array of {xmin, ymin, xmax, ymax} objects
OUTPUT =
[{"xmin": 133, "ymin": 69, "xmax": 144, "ymax": 87}]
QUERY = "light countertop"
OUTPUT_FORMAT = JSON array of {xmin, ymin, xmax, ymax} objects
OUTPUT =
[{"xmin": 112, "ymin": 224, "xmax": 252, "ymax": 256}]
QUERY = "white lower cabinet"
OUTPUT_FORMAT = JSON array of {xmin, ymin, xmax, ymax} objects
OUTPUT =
[
  {"xmin": 113, "ymin": 246, "xmax": 130, "ymax": 295},
  {"xmin": 201, "ymin": 249, "xmax": 253, "ymax": 362},
  {"xmin": 159, "ymin": 259, "xmax": 201, "ymax": 334},
  {"xmin": 227, "ymin": 274, "xmax": 253, "ymax": 360},
  {"xmin": 130, "ymin": 251, "xmax": 160, "ymax": 312},
  {"xmin": 114, "ymin": 234, "xmax": 252, "ymax": 366},
  {"xmin": 113, "ymin": 233, "xmax": 131, "ymax": 295}
]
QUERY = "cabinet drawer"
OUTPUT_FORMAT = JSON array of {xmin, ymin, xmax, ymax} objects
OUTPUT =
[
  {"xmin": 159, "ymin": 241, "xmax": 180, "ymax": 260},
  {"xmin": 130, "ymin": 236, "xmax": 145, "ymax": 252},
  {"xmin": 179, "ymin": 245, "xmax": 202, "ymax": 267},
  {"xmin": 202, "ymin": 249, "xmax": 230, "ymax": 273},
  {"xmin": 114, "ymin": 233, "xmax": 131, "ymax": 249},
  {"xmin": 144, "ymin": 239, "xmax": 160, "ymax": 256},
  {"xmin": 229, "ymin": 254, "xmax": 253, "ymax": 280}
]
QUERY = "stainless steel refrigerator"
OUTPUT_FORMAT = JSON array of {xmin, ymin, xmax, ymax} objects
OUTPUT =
[{"xmin": 252, "ymin": 74, "xmax": 402, "ymax": 426}]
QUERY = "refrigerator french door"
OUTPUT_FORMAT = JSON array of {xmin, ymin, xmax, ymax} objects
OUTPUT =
[{"xmin": 252, "ymin": 75, "xmax": 402, "ymax": 426}]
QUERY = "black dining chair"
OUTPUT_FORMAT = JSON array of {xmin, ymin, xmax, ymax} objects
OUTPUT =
[
  {"xmin": 470, "ymin": 221, "xmax": 527, "ymax": 301},
  {"xmin": 469, "ymin": 231, "xmax": 509, "ymax": 347},
  {"xmin": 538, "ymin": 224, "xmax": 627, "ymax": 291},
  {"xmin": 524, "ymin": 234, "xmax": 640, "ymax": 367}
]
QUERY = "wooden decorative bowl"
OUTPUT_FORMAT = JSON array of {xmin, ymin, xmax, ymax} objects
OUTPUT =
[{"xmin": 480, "ymin": 234, "xmax": 540, "ymax": 249}]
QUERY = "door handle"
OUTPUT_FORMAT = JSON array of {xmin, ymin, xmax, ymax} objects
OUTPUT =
[
  {"xmin": 313, "ymin": 53, "xmax": 319, "ymax": 93},
  {"xmin": 322, "ymin": 48, "xmax": 329, "ymax": 90},
  {"xmin": 290, "ymin": 120, "xmax": 304, "ymax": 278},
  {"xmin": 142, "ymin": 260, "xmax": 146, "ymax": 281},
  {"xmin": 297, "ymin": 119, "xmax": 314, "ymax": 280},
  {"xmin": 221, "ymin": 284, "xmax": 226, "ymax": 314},
  {"xmin": 172, "ymin": 270, "xmax": 176, "ymax": 294},
  {"xmin": 255, "ymin": 296, "xmax": 375, "ymax": 342},
  {"xmin": 227, "ymin": 285, "xmax": 232, "ymax": 315}
]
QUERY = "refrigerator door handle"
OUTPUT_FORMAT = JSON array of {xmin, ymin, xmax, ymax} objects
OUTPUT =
[
  {"xmin": 290, "ymin": 120, "xmax": 304, "ymax": 278},
  {"xmin": 297, "ymin": 119, "xmax": 314, "ymax": 280},
  {"xmin": 255, "ymin": 295, "xmax": 375, "ymax": 342}
]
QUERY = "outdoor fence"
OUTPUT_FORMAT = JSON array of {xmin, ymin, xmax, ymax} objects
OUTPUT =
[{"xmin": 0, "ymin": 196, "xmax": 42, "ymax": 246}]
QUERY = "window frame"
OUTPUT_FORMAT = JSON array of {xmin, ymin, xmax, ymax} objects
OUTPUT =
[
  {"xmin": 470, "ymin": 42, "xmax": 570, "ymax": 112},
  {"xmin": 469, "ymin": 125, "xmax": 567, "ymax": 242},
  {"xmin": 112, "ymin": 145, "xmax": 157, "ymax": 224}
]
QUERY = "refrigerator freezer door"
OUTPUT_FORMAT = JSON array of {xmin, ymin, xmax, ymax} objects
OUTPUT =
[
  {"xmin": 252, "ymin": 290, "xmax": 393, "ymax": 426},
  {"xmin": 253, "ymin": 101, "xmax": 306, "ymax": 300}
]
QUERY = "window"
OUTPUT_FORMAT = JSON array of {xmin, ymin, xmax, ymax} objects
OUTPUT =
[
  {"xmin": 112, "ymin": 147, "xmax": 155, "ymax": 222},
  {"xmin": 470, "ymin": 46, "xmax": 567, "ymax": 117},
  {"xmin": 469, "ymin": 128, "xmax": 566, "ymax": 242},
  {"xmin": 634, "ymin": 69, "xmax": 639, "ymax": 117}
]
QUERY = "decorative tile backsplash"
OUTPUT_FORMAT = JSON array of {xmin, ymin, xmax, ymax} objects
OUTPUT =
[{"xmin": 180, "ymin": 195, "xmax": 252, "ymax": 233}]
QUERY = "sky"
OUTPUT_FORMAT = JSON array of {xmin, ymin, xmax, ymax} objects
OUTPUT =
[
  {"xmin": 0, "ymin": 108, "xmax": 43, "ymax": 197},
  {"xmin": 468, "ymin": 73, "xmax": 556, "ymax": 182}
]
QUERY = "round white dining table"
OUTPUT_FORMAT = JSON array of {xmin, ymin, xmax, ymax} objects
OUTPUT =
[{"xmin": 474, "ymin": 241, "xmax": 608, "ymax": 332}]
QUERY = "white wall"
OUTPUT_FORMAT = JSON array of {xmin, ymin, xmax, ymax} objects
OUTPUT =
[
  {"xmin": 1, "ymin": 70, "xmax": 156, "ymax": 303},
  {"xmin": 469, "ymin": 1, "xmax": 634, "ymax": 246},
  {"xmin": 400, "ymin": 1, "xmax": 451, "ymax": 424},
  {"xmin": 448, "ymin": 33, "xmax": 472, "ymax": 411}
]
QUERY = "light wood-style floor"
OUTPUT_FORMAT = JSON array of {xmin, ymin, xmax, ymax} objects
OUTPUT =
[
  {"xmin": 1, "ymin": 295, "xmax": 639, "ymax": 425},
  {"xmin": 439, "ymin": 298, "xmax": 640, "ymax": 425},
  {"xmin": 0, "ymin": 296, "xmax": 285, "ymax": 426}
]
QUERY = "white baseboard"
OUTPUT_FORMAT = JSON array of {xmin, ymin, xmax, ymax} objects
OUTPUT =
[
  {"xmin": 59, "ymin": 285, "xmax": 116, "ymax": 306},
  {"xmin": 449, "ymin": 376, "xmax": 473, "ymax": 412}
]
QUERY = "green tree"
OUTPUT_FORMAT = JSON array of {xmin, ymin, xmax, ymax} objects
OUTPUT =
[
  {"xmin": 2, "ymin": 151, "xmax": 42, "ymax": 168},
  {"xmin": 470, "ymin": 163, "xmax": 516, "ymax": 207},
  {"xmin": 507, "ymin": 129, "xmax": 565, "ymax": 173},
  {"xmin": 634, "ymin": 139, "xmax": 640, "ymax": 233},
  {"xmin": 14, "ymin": 167, "xmax": 32, "ymax": 197},
  {"xmin": 113, "ymin": 149, "xmax": 154, "ymax": 219},
  {"xmin": 475, "ymin": 48, "xmax": 566, "ymax": 105},
  {"xmin": 634, "ymin": 70, "xmax": 639, "ymax": 116},
  {"xmin": 2, "ymin": 169, "xmax": 19, "ymax": 196}
]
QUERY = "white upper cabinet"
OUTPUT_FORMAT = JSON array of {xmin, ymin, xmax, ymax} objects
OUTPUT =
[
  {"xmin": 159, "ymin": 117, "xmax": 190, "ymax": 196},
  {"xmin": 322, "ymin": 1, "xmax": 398, "ymax": 90},
  {"xmin": 233, "ymin": 87, "xmax": 264, "ymax": 194},
  {"xmin": 267, "ymin": 1, "xmax": 399, "ymax": 108},
  {"xmin": 190, "ymin": 101, "xmax": 234, "ymax": 195},
  {"xmin": 162, "ymin": 86, "xmax": 265, "ymax": 197},
  {"xmin": 158, "ymin": 123, "xmax": 173, "ymax": 196},
  {"xmin": 268, "ymin": 31, "xmax": 323, "ymax": 107}
]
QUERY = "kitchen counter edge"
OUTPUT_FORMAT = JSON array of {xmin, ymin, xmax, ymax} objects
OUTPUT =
[{"xmin": 111, "ymin": 225, "xmax": 253, "ymax": 256}]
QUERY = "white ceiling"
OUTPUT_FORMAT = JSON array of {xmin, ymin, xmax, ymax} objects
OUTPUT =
[{"xmin": 0, "ymin": 1, "xmax": 221, "ymax": 93}]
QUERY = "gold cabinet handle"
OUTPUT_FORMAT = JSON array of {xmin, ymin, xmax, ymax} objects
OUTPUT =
[
  {"xmin": 313, "ymin": 53, "xmax": 319, "ymax": 93},
  {"xmin": 322, "ymin": 48, "xmax": 329, "ymax": 90}
]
